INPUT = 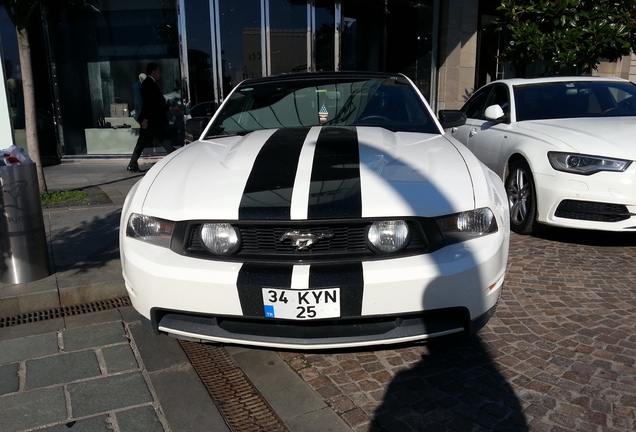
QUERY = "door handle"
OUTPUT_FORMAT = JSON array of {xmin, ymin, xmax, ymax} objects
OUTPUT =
[{"xmin": 469, "ymin": 128, "xmax": 477, "ymax": 137}]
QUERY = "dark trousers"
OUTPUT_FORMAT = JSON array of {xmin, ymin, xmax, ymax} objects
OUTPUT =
[{"xmin": 128, "ymin": 124, "xmax": 176, "ymax": 168}]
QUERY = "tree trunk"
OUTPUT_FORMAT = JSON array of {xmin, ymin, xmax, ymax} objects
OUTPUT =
[{"xmin": 16, "ymin": 28, "xmax": 47, "ymax": 193}]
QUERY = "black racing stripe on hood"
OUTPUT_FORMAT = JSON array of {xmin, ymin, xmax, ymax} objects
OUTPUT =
[
  {"xmin": 237, "ymin": 263, "xmax": 293, "ymax": 317},
  {"xmin": 239, "ymin": 128, "xmax": 310, "ymax": 220},
  {"xmin": 309, "ymin": 262, "xmax": 363, "ymax": 317},
  {"xmin": 308, "ymin": 127, "xmax": 362, "ymax": 219}
]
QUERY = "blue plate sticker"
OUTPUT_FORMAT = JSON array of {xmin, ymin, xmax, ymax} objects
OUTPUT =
[{"xmin": 264, "ymin": 305, "xmax": 275, "ymax": 318}]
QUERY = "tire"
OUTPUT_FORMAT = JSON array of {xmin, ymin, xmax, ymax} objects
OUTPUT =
[{"xmin": 505, "ymin": 160, "xmax": 537, "ymax": 235}]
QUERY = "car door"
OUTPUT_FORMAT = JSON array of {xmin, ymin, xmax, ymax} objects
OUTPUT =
[
  {"xmin": 448, "ymin": 86, "xmax": 490, "ymax": 145},
  {"xmin": 456, "ymin": 84, "xmax": 510, "ymax": 174}
]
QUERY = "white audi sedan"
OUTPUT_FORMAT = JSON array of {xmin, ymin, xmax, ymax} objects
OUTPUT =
[
  {"xmin": 120, "ymin": 72, "xmax": 510, "ymax": 350},
  {"xmin": 441, "ymin": 77, "xmax": 636, "ymax": 234}
]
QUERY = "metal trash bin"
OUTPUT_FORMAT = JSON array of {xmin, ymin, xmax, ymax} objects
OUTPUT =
[{"xmin": 0, "ymin": 163, "xmax": 51, "ymax": 284}]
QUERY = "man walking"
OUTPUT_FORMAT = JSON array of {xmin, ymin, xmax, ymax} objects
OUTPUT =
[{"xmin": 127, "ymin": 63, "xmax": 176, "ymax": 172}]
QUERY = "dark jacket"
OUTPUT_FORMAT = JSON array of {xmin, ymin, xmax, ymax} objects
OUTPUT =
[{"xmin": 137, "ymin": 76, "xmax": 167, "ymax": 126}]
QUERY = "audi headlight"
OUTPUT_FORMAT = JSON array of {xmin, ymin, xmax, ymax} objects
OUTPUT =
[
  {"xmin": 437, "ymin": 208, "xmax": 497, "ymax": 245},
  {"xmin": 548, "ymin": 152, "xmax": 631, "ymax": 175},
  {"xmin": 200, "ymin": 223, "xmax": 240, "ymax": 255},
  {"xmin": 366, "ymin": 220, "xmax": 410, "ymax": 253},
  {"xmin": 126, "ymin": 213, "xmax": 174, "ymax": 247}
]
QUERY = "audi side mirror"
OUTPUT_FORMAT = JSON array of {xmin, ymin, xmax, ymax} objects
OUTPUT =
[{"xmin": 484, "ymin": 104, "xmax": 508, "ymax": 123}]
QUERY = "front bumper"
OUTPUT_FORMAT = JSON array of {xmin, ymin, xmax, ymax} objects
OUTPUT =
[
  {"xmin": 121, "ymin": 230, "xmax": 507, "ymax": 349},
  {"xmin": 535, "ymin": 170, "xmax": 636, "ymax": 231},
  {"xmin": 141, "ymin": 305, "xmax": 499, "ymax": 350}
]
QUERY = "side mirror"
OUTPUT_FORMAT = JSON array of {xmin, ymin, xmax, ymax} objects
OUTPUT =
[
  {"xmin": 438, "ymin": 110, "xmax": 466, "ymax": 128},
  {"xmin": 484, "ymin": 104, "xmax": 507, "ymax": 122}
]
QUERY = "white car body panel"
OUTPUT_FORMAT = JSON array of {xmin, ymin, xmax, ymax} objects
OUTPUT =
[
  {"xmin": 517, "ymin": 119, "xmax": 636, "ymax": 159},
  {"xmin": 139, "ymin": 128, "xmax": 476, "ymax": 221}
]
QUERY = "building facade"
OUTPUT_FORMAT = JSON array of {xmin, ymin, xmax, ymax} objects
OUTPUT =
[{"xmin": 1, "ymin": 0, "xmax": 634, "ymax": 163}]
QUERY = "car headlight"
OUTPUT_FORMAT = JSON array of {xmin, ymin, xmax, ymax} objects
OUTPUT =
[
  {"xmin": 126, "ymin": 213, "xmax": 174, "ymax": 247},
  {"xmin": 366, "ymin": 220, "xmax": 410, "ymax": 253},
  {"xmin": 200, "ymin": 223, "xmax": 240, "ymax": 255},
  {"xmin": 437, "ymin": 208, "xmax": 498, "ymax": 245},
  {"xmin": 548, "ymin": 152, "xmax": 631, "ymax": 175}
]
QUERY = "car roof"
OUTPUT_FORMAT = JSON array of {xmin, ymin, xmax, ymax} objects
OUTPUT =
[
  {"xmin": 490, "ymin": 76, "xmax": 630, "ymax": 87},
  {"xmin": 236, "ymin": 71, "xmax": 407, "ymax": 86}
]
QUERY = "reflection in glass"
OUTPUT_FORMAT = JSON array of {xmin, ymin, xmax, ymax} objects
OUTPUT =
[
  {"xmin": 209, "ymin": 74, "xmax": 439, "ymax": 137},
  {"xmin": 219, "ymin": 0, "xmax": 262, "ymax": 92},
  {"xmin": 185, "ymin": 0, "xmax": 213, "ymax": 106},
  {"xmin": 315, "ymin": 0, "xmax": 335, "ymax": 71},
  {"xmin": 269, "ymin": 0, "xmax": 308, "ymax": 74}
]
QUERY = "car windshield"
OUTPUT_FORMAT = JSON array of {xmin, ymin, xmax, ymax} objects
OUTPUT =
[
  {"xmin": 205, "ymin": 75, "xmax": 439, "ymax": 137},
  {"xmin": 514, "ymin": 81, "xmax": 636, "ymax": 121}
]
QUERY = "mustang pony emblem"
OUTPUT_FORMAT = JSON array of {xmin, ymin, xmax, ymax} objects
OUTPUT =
[{"xmin": 279, "ymin": 230, "xmax": 334, "ymax": 250}]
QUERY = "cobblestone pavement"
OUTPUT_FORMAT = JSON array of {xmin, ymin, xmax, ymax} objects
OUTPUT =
[{"xmin": 279, "ymin": 230, "xmax": 636, "ymax": 432}]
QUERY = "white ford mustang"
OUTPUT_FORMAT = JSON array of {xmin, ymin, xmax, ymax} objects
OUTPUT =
[
  {"xmin": 441, "ymin": 76, "xmax": 636, "ymax": 235},
  {"xmin": 120, "ymin": 72, "xmax": 510, "ymax": 350}
]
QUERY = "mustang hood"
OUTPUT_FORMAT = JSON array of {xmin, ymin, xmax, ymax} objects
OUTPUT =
[
  {"xmin": 518, "ymin": 117, "xmax": 636, "ymax": 159},
  {"xmin": 138, "ymin": 126, "xmax": 475, "ymax": 220}
]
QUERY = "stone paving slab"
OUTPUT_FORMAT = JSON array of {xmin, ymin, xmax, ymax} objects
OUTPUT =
[
  {"xmin": 0, "ymin": 363, "xmax": 19, "ymax": 394},
  {"xmin": 26, "ymin": 350, "xmax": 101, "ymax": 389},
  {"xmin": 62, "ymin": 320, "xmax": 127, "ymax": 351},
  {"xmin": 37, "ymin": 415, "xmax": 113, "ymax": 432},
  {"xmin": 0, "ymin": 332, "xmax": 59, "ymax": 364},
  {"xmin": 67, "ymin": 372, "xmax": 153, "ymax": 417},
  {"xmin": 102, "ymin": 344, "xmax": 139, "ymax": 373},
  {"xmin": 1, "ymin": 387, "xmax": 68, "ymax": 432},
  {"xmin": 115, "ymin": 406, "xmax": 165, "ymax": 432}
]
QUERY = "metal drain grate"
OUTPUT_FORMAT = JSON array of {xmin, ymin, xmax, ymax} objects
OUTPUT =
[
  {"xmin": 0, "ymin": 297, "xmax": 131, "ymax": 328},
  {"xmin": 179, "ymin": 340, "xmax": 290, "ymax": 432}
]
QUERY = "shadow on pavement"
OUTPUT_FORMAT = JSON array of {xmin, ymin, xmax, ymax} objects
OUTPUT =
[
  {"xmin": 370, "ymin": 335, "xmax": 528, "ymax": 432},
  {"xmin": 49, "ymin": 209, "xmax": 121, "ymax": 273}
]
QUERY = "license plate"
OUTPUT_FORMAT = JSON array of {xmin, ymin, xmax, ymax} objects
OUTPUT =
[{"xmin": 262, "ymin": 288, "xmax": 340, "ymax": 320}]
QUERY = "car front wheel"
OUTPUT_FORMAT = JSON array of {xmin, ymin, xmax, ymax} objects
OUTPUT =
[{"xmin": 505, "ymin": 160, "xmax": 537, "ymax": 235}]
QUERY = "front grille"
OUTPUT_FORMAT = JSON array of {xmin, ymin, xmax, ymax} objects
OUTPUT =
[
  {"xmin": 196, "ymin": 224, "xmax": 370, "ymax": 254},
  {"xmin": 172, "ymin": 219, "xmax": 439, "ymax": 263},
  {"xmin": 555, "ymin": 200, "xmax": 631, "ymax": 222}
]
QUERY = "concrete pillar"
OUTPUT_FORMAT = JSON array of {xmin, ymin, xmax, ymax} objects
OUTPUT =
[{"xmin": 436, "ymin": 0, "xmax": 479, "ymax": 110}]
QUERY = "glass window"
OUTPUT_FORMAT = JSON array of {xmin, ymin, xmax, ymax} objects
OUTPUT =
[
  {"xmin": 315, "ymin": 0, "xmax": 336, "ymax": 71},
  {"xmin": 184, "ymin": 1, "xmax": 213, "ymax": 106},
  {"xmin": 407, "ymin": 1, "xmax": 436, "ymax": 101},
  {"xmin": 2, "ymin": 6, "xmax": 60, "ymax": 164},
  {"xmin": 269, "ymin": 0, "xmax": 308, "ymax": 74},
  {"xmin": 340, "ymin": 0, "xmax": 436, "ymax": 99},
  {"xmin": 1, "ymin": 9, "xmax": 23, "ymax": 130},
  {"xmin": 47, "ymin": 2, "xmax": 181, "ymax": 155},
  {"xmin": 219, "ymin": 0, "xmax": 262, "ymax": 93},
  {"xmin": 341, "ymin": 0, "xmax": 384, "ymax": 72},
  {"xmin": 462, "ymin": 87, "xmax": 491, "ymax": 119},
  {"xmin": 484, "ymin": 84, "xmax": 510, "ymax": 120},
  {"xmin": 514, "ymin": 81, "xmax": 636, "ymax": 121},
  {"xmin": 209, "ymin": 74, "xmax": 438, "ymax": 136}
]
